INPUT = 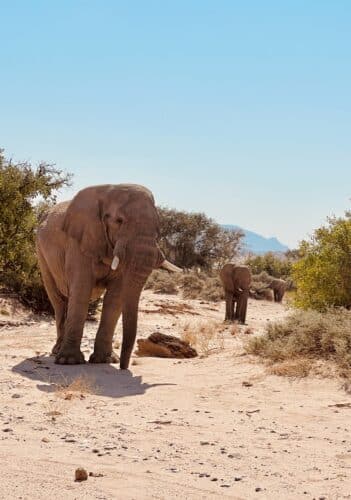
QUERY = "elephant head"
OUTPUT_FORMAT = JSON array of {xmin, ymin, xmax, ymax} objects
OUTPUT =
[{"xmin": 62, "ymin": 184, "xmax": 179, "ymax": 275}]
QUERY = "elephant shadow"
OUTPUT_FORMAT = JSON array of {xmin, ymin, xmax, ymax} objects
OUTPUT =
[{"xmin": 12, "ymin": 355, "xmax": 175, "ymax": 399}]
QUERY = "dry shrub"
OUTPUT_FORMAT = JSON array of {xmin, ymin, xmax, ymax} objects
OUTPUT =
[
  {"xmin": 179, "ymin": 271, "xmax": 224, "ymax": 302},
  {"xmin": 146, "ymin": 269, "xmax": 224, "ymax": 302},
  {"xmin": 246, "ymin": 309, "xmax": 351, "ymax": 377},
  {"xmin": 180, "ymin": 272, "xmax": 205, "ymax": 299},
  {"xmin": 199, "ymin": 276, "xmax": 223, "ymax": 302},
  {"xmin": 56, "ymin": 375, "xmax": 97, "ymax": 400},
  {"xmin": 181, "ymin": 319, "xmax": 225, "ymax": 356},
  {"xmin": 144, "ymin": 270, "xmax": 179, "ymax": 294},
  {"xmin": 268, "ymin": 358, "xmax": 312, "ymax": 378}
]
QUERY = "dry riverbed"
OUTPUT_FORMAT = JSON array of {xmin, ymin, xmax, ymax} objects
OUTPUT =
[{"xmin": 0, "ymin": 292, "xmax": 350, "ymax": 499}]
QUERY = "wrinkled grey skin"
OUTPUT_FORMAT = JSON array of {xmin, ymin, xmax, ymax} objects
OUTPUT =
[
  {"xmin": 36, "ymin": 184, "xmax": 172, "ymax": 369},
  {"xmin": 266, "ymin": 278, "xmax": 287, "ymax": 303},
  {"xmin": 219, "ymin": 264, "xmax": 252, "ymax": 324}
]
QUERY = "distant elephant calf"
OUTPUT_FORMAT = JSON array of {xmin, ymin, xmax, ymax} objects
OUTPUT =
[
  {"xmin": 219, "ymin": 264, "xmax": 252, "ymax": 324},
  {"xmin": 266, "ymin": 278, "xmax": 287, "ymax": 303}
]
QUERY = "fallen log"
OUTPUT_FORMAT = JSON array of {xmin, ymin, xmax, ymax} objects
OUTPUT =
[{"xmin": 136, "ymin": 332, "xmax": 198, "ymax": 358}]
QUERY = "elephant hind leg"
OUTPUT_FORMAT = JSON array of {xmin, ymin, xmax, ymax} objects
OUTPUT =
[{"xmin": 37, "ymin": 249, "xmax": 67, "ymax": 354}]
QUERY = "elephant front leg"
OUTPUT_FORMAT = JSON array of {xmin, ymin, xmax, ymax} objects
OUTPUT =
[
  {"xmin": 89, "ymin": 285, "xmax": 122, "ymax": 364},
  {"xmin": 224, "ymin": 292, "xmax": 234, "ymax": 321},
  {"xmin": 237, "ymin": 291, "xmax": 249, "ymax": 325},
  {"xmin": 55, "ymin": 291, "xmax": 91, "ymax": 365}
]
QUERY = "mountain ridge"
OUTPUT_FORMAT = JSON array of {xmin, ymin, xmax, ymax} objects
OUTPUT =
[{"xmin": 222, "ymin": 225, "xmax": 289, "ymax": 254}]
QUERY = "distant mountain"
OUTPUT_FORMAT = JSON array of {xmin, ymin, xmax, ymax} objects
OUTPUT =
[{"xmin": 222, "ymin": 225, "xmax": 289, "ymax": 255}]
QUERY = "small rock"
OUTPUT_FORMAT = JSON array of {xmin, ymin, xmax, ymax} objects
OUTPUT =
[
  {"xmin": 75, "ymin": 468, "xmax": 88, "ymax": 482},
  {"xmin": 89, "ymin": 472, "xmax": 104, "ymax": 477},
  {"xmin": 255, "ymin": 487, "xmax": 262, "ymax": 492},
  {"xmin": 234, "ymin": 477, "xmax": 242, "ymax": 481},
  {"xmin": 41, "ymin": 437, "xmax": 49, "ymax": 443},
  {"xmin": 12, "ymin": 394, "xmax": 21, "ymax": 399},
  {"xmin": 2, "ymin": 428, "xmax": 13, "ymax": 433},
  {"xmin": 242, "ymin": 381, "xmax": 253, "ymax": 387}
]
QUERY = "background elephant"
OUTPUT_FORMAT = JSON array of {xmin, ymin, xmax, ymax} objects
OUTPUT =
[
  {"xmin": 219, "ymin": 264, "xmax": 252, "ymax": 324},
  {"xmin": 266, "ymin": 278, "xmax": 287, "ymax": 303},
  {"xmin": 36, "ymin": 184, "xmax": 181, "ymax": 369}
]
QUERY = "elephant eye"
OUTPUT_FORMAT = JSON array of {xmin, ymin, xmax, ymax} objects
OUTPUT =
[{"xmin": 115, "ymin": 217, "xmax": 124, "ymax": 225}]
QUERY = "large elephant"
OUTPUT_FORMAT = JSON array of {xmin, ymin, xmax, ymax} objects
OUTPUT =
[
  {"xmin": 266, "ymin": 278, "xmax": 287, "ymax": 303},
  {"xmin": 36, "ymin": 184, "xmax": 181, "ymax": 369},
  {"xmin": 219, "ymin": 264, "xmax": 252, "ymax": 324}
]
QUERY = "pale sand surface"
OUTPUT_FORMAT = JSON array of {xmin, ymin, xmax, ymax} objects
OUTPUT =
[{"xmin": 0, "ymin": 292, "xmax": 350, "ymax": 499}]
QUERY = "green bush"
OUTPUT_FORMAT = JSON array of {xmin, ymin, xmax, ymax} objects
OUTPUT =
[
  {"xmin": 246, "ymin": 309, "xmax": 351, "ymax": 372},
  {"xmin": 245, "ymin": 252, "xmax": 293, "ymax": 280},
  {"xmin": 0, "ymin": 149, "xmax": 71, "ymax": 312},
  {"xmin": 292, "ymin": 213, "xmax": 351, "ymax": 310}
]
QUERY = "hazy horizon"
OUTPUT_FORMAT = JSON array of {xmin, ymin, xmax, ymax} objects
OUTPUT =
[{"xmin": 1, "ymin": 1, "xmax": 350, "ymax": 248}]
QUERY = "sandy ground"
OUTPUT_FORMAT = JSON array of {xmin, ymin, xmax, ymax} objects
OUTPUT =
[{"xmin": 0, "ymin": 292, "xmax": 350, "ymax": 500}]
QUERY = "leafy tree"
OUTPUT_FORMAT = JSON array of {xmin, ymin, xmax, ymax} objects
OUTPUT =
[
  {"xmin": 0, "ymin": 149, "xmax": 71, "ymax": 311},
  {"xmin": 292, "ymin": 212, "xmax": 351, "ymax": 310},
  {"xmin": 158, "ymin": 207, "xmax": 243, "ymax": 270},
  {"xmin": 245, "ymin": 251, "xmax": 293, "ymax": 280}
]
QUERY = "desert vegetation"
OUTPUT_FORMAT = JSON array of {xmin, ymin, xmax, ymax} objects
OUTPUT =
[
  {"xmin": 246, "ymin": 308, "xmax": 351, "ymax": 378},
  {"xmin": 0, "ymin": 149, "xmax": 71, "ymax": 312},
  {"xmin": 292, "ymin": 213, "xmax": 351, "ymax": 310},
  {"xmin": 246, "ymin": 212, "xmax": 351, "ymax": 377}
]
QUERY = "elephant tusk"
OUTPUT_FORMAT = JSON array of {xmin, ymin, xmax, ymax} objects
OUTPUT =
[
  {"xmin": 111, "ymin": 255, "xmax": 120, "ymax": 270},
  {"xmin": 161, "ymin": 259, "xmax": 183, "ymax": 273}
]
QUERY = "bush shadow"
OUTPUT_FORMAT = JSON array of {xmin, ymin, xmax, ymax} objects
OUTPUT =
[{"xmin": 12, "ymin": 355, "xmax": 175, "ymax": 398}]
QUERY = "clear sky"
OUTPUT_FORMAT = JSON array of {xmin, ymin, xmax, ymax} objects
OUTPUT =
[{"xmin": 1, "ymin": 1, "xmax": 350, "ymax": 248}]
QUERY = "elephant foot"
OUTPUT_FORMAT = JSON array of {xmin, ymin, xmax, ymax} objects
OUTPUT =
[
  {"xmin": 89, "ymin": 350, "xmax": 119, "ymax": 364},
  {"xmin": 55, "ymin": 348, "xmax": 85, "ymax": 365}
]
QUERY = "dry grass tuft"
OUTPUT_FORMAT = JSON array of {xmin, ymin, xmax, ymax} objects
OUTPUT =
[
  {"xmin": 181, "ymin": 319, "xmax": 225, "ymax": 356},
  {"xmin": 56, "ymin": 375, "xmax": 97, "ymax": 400},
  {"xmin": 246, "ymin": 308, "xmax": 351, "ymax": 379},
  {"xmin": 268, "ymin": 358, "xmax": 312, "ymax": 378},
  {"xmin": 244, "ymin": 327, "xmax": 254, "ymax": 335},
  {"xmin": 230, "ymin": 324, "xmax": 239, "ymax": 336}
]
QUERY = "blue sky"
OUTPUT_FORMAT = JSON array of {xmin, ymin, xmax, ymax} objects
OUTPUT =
[{"xmin": 1, "ymin": 1, "xmax": 350, "ymax": 247}]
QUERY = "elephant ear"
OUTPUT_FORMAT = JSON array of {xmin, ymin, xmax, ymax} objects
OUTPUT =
[{"xmin": 62, "ymin": 187, "xmax": 108, "ymax": 259}]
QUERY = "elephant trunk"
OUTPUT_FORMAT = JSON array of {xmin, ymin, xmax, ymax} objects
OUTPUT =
[
  {"xmin": 120, "ymin": 287, "xmax": 141, "ymax": 369},
  {"xmin": 118, "ymin": 238, "xmax": 159, "ymax": 369}
]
